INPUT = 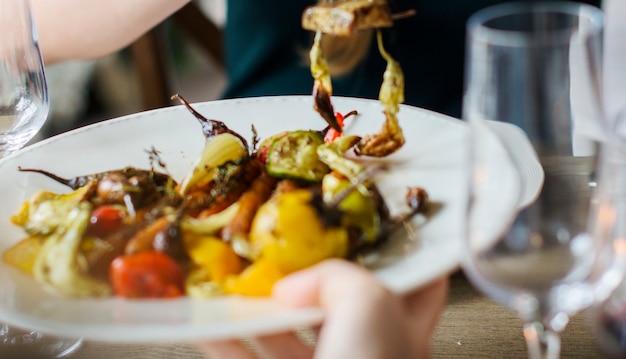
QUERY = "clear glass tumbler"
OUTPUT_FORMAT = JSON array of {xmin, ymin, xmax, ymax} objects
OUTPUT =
[{"xmin": 462, "ymin": 2, "xmax": 619, "ymax": 358}]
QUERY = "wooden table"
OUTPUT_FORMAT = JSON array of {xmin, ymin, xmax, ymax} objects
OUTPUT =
[
  {"xmin": 67, "ymin": 270, "xmax": 606, "ymax": 358},
  {"xmin": 431, "ymin": 271, "xmax": 605, "ymax": 358}
]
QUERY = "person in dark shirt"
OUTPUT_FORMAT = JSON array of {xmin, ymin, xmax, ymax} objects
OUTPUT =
[
  {"xmin": 34, "ymin": 0, "xmax": 601, "ymax": 119},
  {"xmin": 223, "ymin": 0, "xmax": 601, "ymax": 118},
  {"xmin": 224, "ymin": 0, "xmax": 478, "ymax": 118}
]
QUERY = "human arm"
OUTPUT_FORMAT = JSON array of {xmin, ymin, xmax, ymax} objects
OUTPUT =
[
  {"xmin": 198, "ymin": 259, "xmax": 449, "ymax": 359},
  {"xmin": 30, "ymin": 0, "xmax": 190, "ymax": 64}
]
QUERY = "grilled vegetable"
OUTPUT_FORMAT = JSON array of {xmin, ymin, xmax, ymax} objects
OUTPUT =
[
  {"xmin": 181, "ymin": 202, "xmax": 240, "ymax": 234},
  {"xmin": 184, "ymin": 235, "xmax": 243, "ymax": 282},
  {"xmin": 172, "ymin": 94, "xmax": 249, "ymax": 149},
  {"xmin": 32, "ymin": 202, "xmax": 112, "ymax": 298},
  {"xmin": 317, "ymin": 135, "xmax": 363, "ymax": 180},
  {"xmin": 302, "ymin": 2, "xmax": 410, "ymax": 158},
  {"xmin": 224, "ymin": 259, "xmax": 287, "ymax": 297},
  {"xmin": 302, "ymin": 0, "xmax": 393, "ymax": 36},
  {"xmin": 221, "ymin": 172, "xmax": 278, "ymax": 243},
  {"xmin": 18, "ymin": 166, "xmax": 176, "ymax": 208},
  {"xmin": 178, "ymin": 133, "xmax": 249, "ymax": 195},
  {"xmin": 309, "ymin": 30, "xmax": 339, "ymax": 131},
  {"xmin": 322, "ymin": 173, "xmax": 381, "ymax": 244},
  {"xmin": 249, "ymin": 189, "xmax": 349, "ymax": 273},
  {"xmin": 2, "ymin": 236, "xmax": 43, "ymax": 275},
  {"xmin": 257, "ymin": 131, "xmax": 289, "ymax": 164},
  {"xmin": 11, "ymin": 185, "xmax": 93, "ymax": 236},
  {"xmin": 324, "ymin": 110, "xmax": 358, "ymax": 143},
  {"xmin": 265, "ymin": 131, "xmax": 329, "ymax": 183},
  {"xmin": 356, "ymin": 30, "xmax": 406, "ymax": 157}
]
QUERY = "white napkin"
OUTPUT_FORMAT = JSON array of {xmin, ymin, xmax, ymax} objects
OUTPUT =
[
  {"xmin": 569, "ymin": 3, "xmax": 606, "ymax": 154},
  {"xmin": 603, "ymin": 0, "xmax": 626, "ymax": 131}
]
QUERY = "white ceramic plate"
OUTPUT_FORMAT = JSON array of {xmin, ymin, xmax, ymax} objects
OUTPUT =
[{"xmin": 0, "ymin": 95, "xmax": 503, "ymax": 343}]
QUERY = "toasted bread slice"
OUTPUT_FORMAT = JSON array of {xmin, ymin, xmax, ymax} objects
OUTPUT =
[{"xmin": 302, "ymin": 0, "xmax": 393, "ymax": 36}]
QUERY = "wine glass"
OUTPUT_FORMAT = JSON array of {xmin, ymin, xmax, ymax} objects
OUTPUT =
[
  {"xmin": 0, "ymin": 0, "xmax": 82, "ymax": 357},
  {"xmin": 462, "ymin": 2, "xmax": 620, "ymax": 358},
  {"xmin": 587, "ymin": 133, "xmax": 626, "ymax": 358},
  {"xmin": 0, "ymin": 0, "xmax": 47, "ymax": 154}
]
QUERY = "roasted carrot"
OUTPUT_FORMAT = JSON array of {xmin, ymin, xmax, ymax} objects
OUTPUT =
[
  {"xmin": 221, "ymin": 172, "xmax": 278, "ymax": 242},
  {"xmin": 124, "ymin": 217, "xmax": 171, "ymax": 255}
]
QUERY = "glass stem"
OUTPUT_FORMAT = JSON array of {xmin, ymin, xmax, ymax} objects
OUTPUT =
[{"xmin": 523, "ymin": 322, "xmax": 561, "ymax": 359}]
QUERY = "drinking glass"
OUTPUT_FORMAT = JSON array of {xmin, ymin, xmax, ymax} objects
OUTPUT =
[
  {"xmin": 0, "ymin": 0, "xmax": 82, "ymax": 357},
  {"xmin": 0, "ymin": 0, "xmax": 47, "ymax": 154},
  {"xmin": 587, "ymin": 134, "xmax": 626, "ymax": 358},
  {"xmin": 462, "ymin": 2, "xmax": 619, "ymax": 358}
]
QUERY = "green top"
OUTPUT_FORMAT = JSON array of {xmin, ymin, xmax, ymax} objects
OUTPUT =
[{"xmin": 222, "ymin": 0, "xmax": 601, "ymax": 118}]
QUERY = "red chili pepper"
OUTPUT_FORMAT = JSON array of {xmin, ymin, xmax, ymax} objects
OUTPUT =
[
  {"xmin": 109, "ymin": 251, "xmax": 185, "ymax": 298},
  {"xmin": 87, "ymin": 205, "xmax": 125, "ymax": 238},
  {"xmin": 258, "ymin": 145, "xmax": 271, "ymax": 164},
  {"xmin": 258, "ymin": 132, "xmax": 289, "ymax": 164},
  {"xmin": 324, "ymin": 112, "xmax": 345, "ymax": 143}
]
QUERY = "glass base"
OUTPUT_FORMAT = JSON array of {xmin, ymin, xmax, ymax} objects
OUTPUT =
[{"xmin": 0, "ymin": 324, "xmax": 82, "ymax": 358}]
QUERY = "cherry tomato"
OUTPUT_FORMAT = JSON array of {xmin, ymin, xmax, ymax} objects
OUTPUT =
[
  {"xmin": 324, "ymin": 112, "xmax": 345, "ymax": 143},
  {"xmin": 87, "ymin": 205, "xmax": 125, "ymax": 238},
  {"xmin": 109, "ymin": 251, "xmax": 185, "ymax": 298}
]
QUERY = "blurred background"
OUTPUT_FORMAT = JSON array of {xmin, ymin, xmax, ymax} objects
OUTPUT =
[{"xmin": 38, "ymin": 0, "xmax": 227, "ymax": 139}]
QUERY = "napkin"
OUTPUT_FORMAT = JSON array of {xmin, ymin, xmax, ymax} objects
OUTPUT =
[
  {"xmin": 570, "ymin": 3, "xmax": 606, "ymax": 154},
  {"xmin": 603, "ymin": 0, "xmax": 626, "ymax": 131}
]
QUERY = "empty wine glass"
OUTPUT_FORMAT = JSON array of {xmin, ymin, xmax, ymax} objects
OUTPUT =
[
  {"xmin": 462, "ymin": 2, "xmax": 620, "ymax": 358},
  {"xmin": 587, "ymin": 132, "xmax": 626, "ymax": 358},
  {"xmin": 0, "ymin": 0, "xmax": 82, "ymax": 357}
]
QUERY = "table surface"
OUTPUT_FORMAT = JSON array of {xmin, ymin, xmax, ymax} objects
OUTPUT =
[
  {"xmin": 431, "ymin": 271, "xmax": 605, "ymax": 359},
  {"xmin": 63, "ymin": 270, "xmax": 606, "ymax": 359}
]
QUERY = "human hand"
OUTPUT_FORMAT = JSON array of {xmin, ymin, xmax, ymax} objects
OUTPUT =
[{"xmin": 198, "ymin": 259, "xmax": 449, "ymax": 359}]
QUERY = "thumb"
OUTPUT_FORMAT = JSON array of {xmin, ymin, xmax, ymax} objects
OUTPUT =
[{"xmin": 272, "ymin": 259, "xmax": 420, "ymax": 359}]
